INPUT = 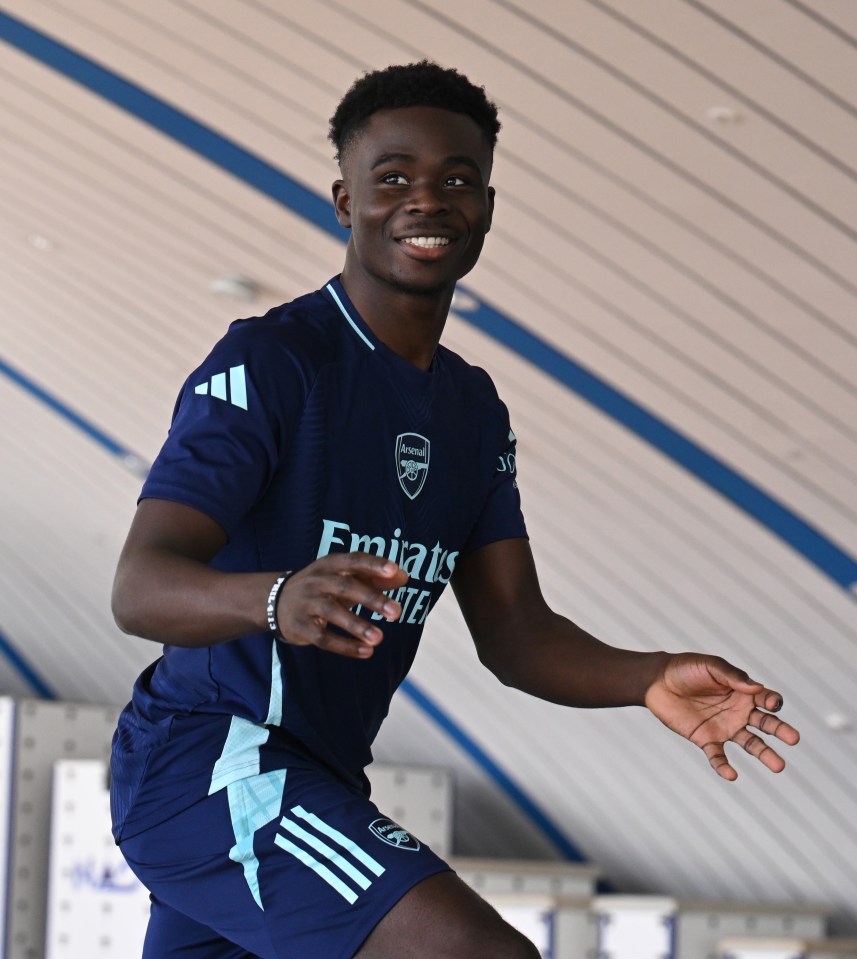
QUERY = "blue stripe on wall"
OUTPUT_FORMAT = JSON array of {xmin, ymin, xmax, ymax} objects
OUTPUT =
[
  {"xmin": 0, "ymin": 357, "xmax": 144, "ymax": 466},
  {"xmin": 0, "ymin": 627, "xmax": 55, "ymax": 700},
  {"xmin": 2, "ymin": 9, "xmax": 855, "ymax": 590},
  {"xmin": 401, "ymin": 680, "xmax": 587, "ymax": 861},
  {"xmin": 2, "ymin": 10, "xmax": 855, "ymax": 862},
  {"xmin": 3, "ymin": 9, "xmax": 853, "ymax": 592}
]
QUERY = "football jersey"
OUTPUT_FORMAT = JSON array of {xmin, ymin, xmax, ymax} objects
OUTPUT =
[{"xmin": 111, "ymin": 277, "xmax": 526, "ymax": 841}]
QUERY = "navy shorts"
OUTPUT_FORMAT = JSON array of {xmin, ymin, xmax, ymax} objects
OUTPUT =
[{"xmin": 119, "ymin": 757, "xmax": 450, "ymax": 958}]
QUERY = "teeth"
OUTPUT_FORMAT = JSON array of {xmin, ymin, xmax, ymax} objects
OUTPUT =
[{"xmin": 402, "ymin": 236, "xmax": 450, "ymax": 248}]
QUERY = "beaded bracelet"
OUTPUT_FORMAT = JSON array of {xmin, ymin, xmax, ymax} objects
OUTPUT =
[{"xmin": 266, "ymin": 572, "xmax": 293, "ymax": 640}]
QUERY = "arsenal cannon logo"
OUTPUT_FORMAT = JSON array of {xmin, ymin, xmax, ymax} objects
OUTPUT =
[
  {"xmin": 395, "ymin": 433, "xmax": 430, "ymax": 500},
  {"xmin": 368, "ymin": 818, "xmax": 421, "ymax": 852}
]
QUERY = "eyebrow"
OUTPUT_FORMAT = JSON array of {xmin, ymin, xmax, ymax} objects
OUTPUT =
[{"xmin": 370, "ymin": 152, "xmax": 482, "ymax": 173}]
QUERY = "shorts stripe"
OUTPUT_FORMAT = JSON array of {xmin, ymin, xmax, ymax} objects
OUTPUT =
[
  {"xmin": 290, "ymin": 805, "xmax": 385, "ymax": 877},
  {"xmin": 278, "ymin": 818, "xmax": 372, "ymax": 890},
  {"xmin": 273, "ymin": 833, "xmax": 359, "ymax": 904}
]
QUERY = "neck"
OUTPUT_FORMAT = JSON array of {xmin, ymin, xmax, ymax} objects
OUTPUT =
[{"xmin": 339, "ymin": 265, "xmax": 453, "ymax": 371}]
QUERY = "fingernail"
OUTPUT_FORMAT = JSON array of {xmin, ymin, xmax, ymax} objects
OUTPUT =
[
  {"xmin": 381, "ymin": 562, "xmax": 396, "ymax": 574},
  {"xmin": 772, "ymin": 696, "xmax": 783, "ymax": 712},
  {"xmin": 383, "ymin": 602, "xmax": 398, "ymax": 618}
]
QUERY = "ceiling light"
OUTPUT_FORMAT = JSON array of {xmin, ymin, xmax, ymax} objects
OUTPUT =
[
  {"xmin": 706, "ymin": 106, "xmax": 743, "ymax": 124},
  {"xmin": 210, "ymin": 274, "xmax": 262, "ymax": 301},
  {"xmin": 29, "ymin": 234, "xmax": 55, "ymax": 251},
  {"xmin": 824, "ymin": 712, "xmax": 853, "ymax": 732}
]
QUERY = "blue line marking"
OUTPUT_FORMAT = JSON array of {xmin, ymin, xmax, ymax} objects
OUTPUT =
[
  {"xmin": 0, "ymin": 11, "xmax": 338, "ymax": 237},
  {"xmin": 457, "ymin": 301, "xmax": 857, "ymax": 590},
  {"xmin": 0, "ymin": 626, "xmax": 56, "ymax": 699},
  {"xmin": 2, "ymin": 9, "xmax": 854, "ymax": 589},
  {"xmin": 4, "ymin": 10, "xmax": 857, "ymax": 859},
  {"xmin": 0, "ymin": 357, "xmax": 145, "ymax": 467},
  {"xmin": 400, "ymin": 679, "xmax": 587, "ymax": 862}
]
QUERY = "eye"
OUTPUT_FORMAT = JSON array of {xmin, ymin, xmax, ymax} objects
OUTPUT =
[
  {"xmin": 380, "ymin": 172, "xmax": 408, "ymax": 185},
  {"xmin": 444, "ymin": 175, "xmax": 467, "ymax": 187}
]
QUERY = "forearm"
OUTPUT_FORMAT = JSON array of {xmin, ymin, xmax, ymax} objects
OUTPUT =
[
  {"xmin": 112, "ymin": 546, "xmax": 277, "ymax": 647},
  {"xmin": 478, "ymin": 609, "xmax": 671, "ymax": 708}
]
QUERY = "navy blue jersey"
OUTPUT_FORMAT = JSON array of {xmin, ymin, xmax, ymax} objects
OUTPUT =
[{"xmin": 111, "ymin": 277, "xmax": 526, "ymax": 841}]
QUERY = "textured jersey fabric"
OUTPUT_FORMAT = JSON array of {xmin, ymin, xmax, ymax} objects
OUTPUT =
[{"xmin": 110, "ymin": 276, "xmax": 527, "ymax": 842}]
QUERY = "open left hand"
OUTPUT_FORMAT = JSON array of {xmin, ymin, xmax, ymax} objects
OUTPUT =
[{"xmin": 644, "ymin": 653, "xmax": 800, "ymax": 780}]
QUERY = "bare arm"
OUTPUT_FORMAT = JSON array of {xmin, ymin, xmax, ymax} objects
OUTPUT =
[
  {"xmin": 452, "ymin": 537, "xmax": 668, "ymax": 707},
  {"xmin": 112, "ymin": 498, "xmax": 407, "ymax": 655},
  {"xmin": 453, "ymin": 538, "xmax": 799, "ymax": 779}
]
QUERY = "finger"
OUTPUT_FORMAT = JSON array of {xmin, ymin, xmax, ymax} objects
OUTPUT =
[
  {"xmin": 287, "ymin": 610, "xmax": 381, "ymax": 659},
  {"xmin": 289, "ymin": 592, "xmax": 390, "ymax": 648},
  {"xmin": 312, "ymin": 600, "xmax": 387, "ymax": 648},
  {"xmin": 318, "ymin": 551, "xmax": 408, "ymax": 588},
  {"xmin": 324, "ymin": 572, "xmax": 403, "ymax": 622},
  {"xmin": 364, "ymin": 567, "xmax": 410, "ymax": 591},
  {"xmin": 701, "ymin": 741, "xmax": 738, "ymax": 781},
  {"xmin": 705, "ymin": 658, "xmax": 764, "ymax": 694},
  {"xmin": 752, "ymin": 688, "xmax": 784, "ymax": 713},
  {"xmin": 732, "ymin": 728, "xmax": 786, "ymax": 774},
  {"xmin": 748, "ymin": 708, "xmax": 800, "ymax": 746},
  {"xmin": 313, "ymin": 626, "xmax": 380, "ymax": 659},
  {"xmin": 284, "ymin": 569, "xmax": 402, "ymax": 625}
]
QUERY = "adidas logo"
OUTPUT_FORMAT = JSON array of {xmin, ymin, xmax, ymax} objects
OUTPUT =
[
  {"xmin": 274, "ymin": 805, "xmax": 385, "ymax": 905},
  {"xmin": 194, "ymin": 364, "xmax": 248, "ymax": 410}
]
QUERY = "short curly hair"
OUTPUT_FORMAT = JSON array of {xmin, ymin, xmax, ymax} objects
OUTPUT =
[{"xmin": 329, "ymin": 61, "xmax": 500, "ymax": 165}]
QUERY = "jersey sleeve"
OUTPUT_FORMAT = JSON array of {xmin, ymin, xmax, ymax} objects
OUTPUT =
[
  {"xmin": 139, "ymin": 322, "xmax": 307, "ymax": 536},
  {"xmin": 461, "ymin": 407, "xmax": 528, "ymax": 555}
]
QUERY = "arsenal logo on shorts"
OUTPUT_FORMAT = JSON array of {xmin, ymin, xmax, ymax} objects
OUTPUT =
[
  {"xmin": 369, "ymin": 818, "xmax": 421, "ymax": 851},
  {"xmin": 395, "ymin": 433, "xmax": 430, "ymax": 500}
]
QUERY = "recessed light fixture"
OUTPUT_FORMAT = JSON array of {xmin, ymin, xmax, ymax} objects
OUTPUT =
[
  {"xmin": 210, "ymin": 274, "xmax": 262, "ymax": 301},
  {"xmin": 707, "ymin": 105, "xmax": 743, "ymax": 124},
  {"xmin": 824, "ymin": 712, "xmax": 853, "ymax": 732},
  {"xmin": 29, "ymin": 234, "xmax": 55, "ymax": 251}
]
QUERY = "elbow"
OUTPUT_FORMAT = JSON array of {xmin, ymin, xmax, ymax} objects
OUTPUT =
[
  {"xmin": 111, "ymin": 585, "xmax": 135, "ymax": 636},
  {"xmin": 111, "ymin": 568, "xmax": 146, "ymax": 637},
  {"xmin": 474, "ymin": 638, "xmax": 520, "ymax": 690}
]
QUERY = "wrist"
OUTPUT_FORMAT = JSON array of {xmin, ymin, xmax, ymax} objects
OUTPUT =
[
  {"xmin": 639, "ymin": 651, "xmax": 673, "ymax": 707},
  {"xmin": 266, "ymin": 572, "xmax": 294, "ymax": 640}
]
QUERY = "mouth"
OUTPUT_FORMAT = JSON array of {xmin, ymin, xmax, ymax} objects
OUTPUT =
[
  {"xmin": 399, "ymin": 236, "xmax": 452, "ymax": 249},
  {"xmin": 396, "ymin": 234, "xmax": 458, "ymax": 262}
]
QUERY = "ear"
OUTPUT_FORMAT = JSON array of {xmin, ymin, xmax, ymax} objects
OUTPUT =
[
  {"xmin": 332, "ymin": 179, "xmax": 352, "ymax": 228},
  {"xmin": 486, "ymin": 186, "xmax": 495, "ymax": 234}
]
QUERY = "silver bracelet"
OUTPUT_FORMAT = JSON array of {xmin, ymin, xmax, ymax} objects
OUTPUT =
[{"xmin": 266, "ymin": 572, "xmax": 293, "ymax": 639}]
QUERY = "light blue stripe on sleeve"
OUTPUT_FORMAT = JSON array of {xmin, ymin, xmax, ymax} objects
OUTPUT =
[
  {"xmin": 210, "ymin": 371, "xmax": 227, "ymax": 400},
  {"xmin": 230, "ymin": 365, "xmax": 248, "ymax": 410}
]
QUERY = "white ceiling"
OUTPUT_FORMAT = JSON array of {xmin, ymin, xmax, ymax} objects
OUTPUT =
[{"xmin": 2, "ymin": 0, "xmax": 857, "ymax": 934}]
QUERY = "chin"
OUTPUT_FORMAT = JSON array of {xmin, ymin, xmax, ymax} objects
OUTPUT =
[{"xmin": 385, "ymin": 273, "xmax": 454, "ymax": 298}]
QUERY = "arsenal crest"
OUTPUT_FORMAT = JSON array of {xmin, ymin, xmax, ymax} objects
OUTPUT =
[
  {"xmin": 396, "ymin": 433, "xmax": 430, "ymax": 500},
  {"xmin": 369, "ymin": 818, "xmax": 421, "ymax": 852}
]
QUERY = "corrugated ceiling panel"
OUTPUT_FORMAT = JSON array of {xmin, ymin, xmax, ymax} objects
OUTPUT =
[
  {"xmin": 2, "ymin": 0, "xmax": 857, "ymax": 933},
  {"xmin": 0, "ymin": 377, "xmax": 151, "ymax": 702}
]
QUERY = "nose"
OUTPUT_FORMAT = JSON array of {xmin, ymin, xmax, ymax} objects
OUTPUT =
[{"xmin": 406, "ymin": 179, "xmax": 449, "ymax": 216}]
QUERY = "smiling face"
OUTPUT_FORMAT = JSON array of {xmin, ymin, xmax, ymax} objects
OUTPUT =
[{"xmin": 333, "ymin": 106, "xmax": 495, "ymax": 307}]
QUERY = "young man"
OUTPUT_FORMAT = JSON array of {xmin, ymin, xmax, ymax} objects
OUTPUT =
[{"xmin": 110, "ymin": 62, "xmax": 799, "ymax": 959}]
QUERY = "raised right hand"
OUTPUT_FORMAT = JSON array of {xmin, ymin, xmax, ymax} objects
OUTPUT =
[{"xmin": 276, "ymin": 554, "xmax": 409, "ymax": 658}]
